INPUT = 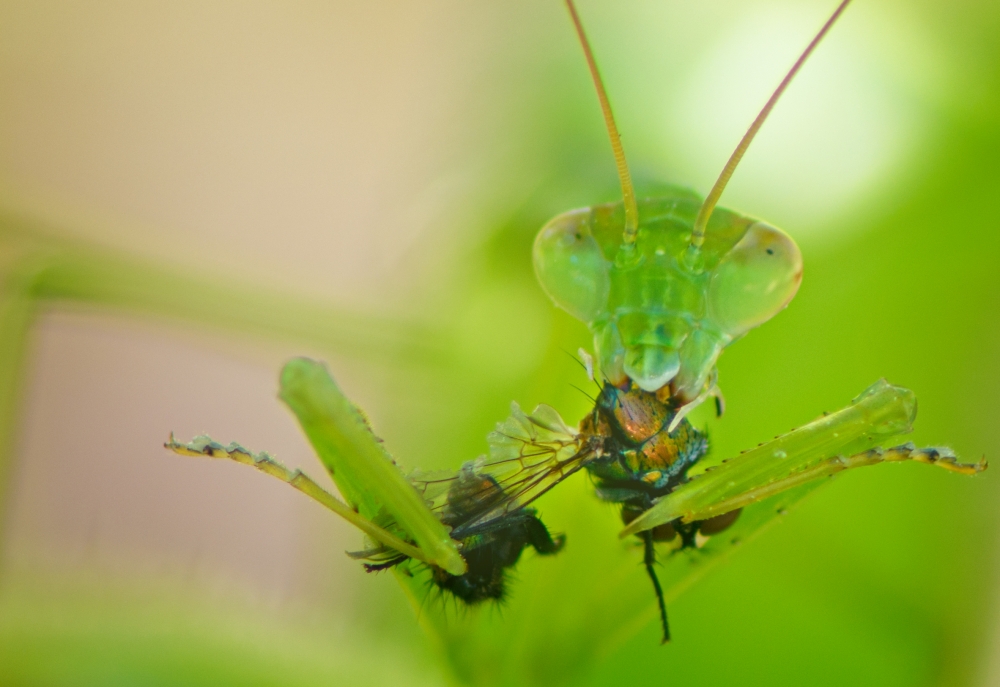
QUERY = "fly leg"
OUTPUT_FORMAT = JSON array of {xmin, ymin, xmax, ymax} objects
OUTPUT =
[
  {"xmin": 363, "ymin": 556, "xmax": 407, "ymax": 573},
  {"xmin": 523, "ymin": 513, "xmax": 566, "ymax": 555},
  {"xmin": 642, "ymin": 529, "xmax": 670, "ymax": 643}
]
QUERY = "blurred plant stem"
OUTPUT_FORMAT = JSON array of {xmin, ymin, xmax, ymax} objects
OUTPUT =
[
  {"xmin": 0, "ymin": 256, "xmax": 40, "ymax": 555},
  {"xmin": 0, "ymin": 212, "xmax": 452, "ymax": 553}
]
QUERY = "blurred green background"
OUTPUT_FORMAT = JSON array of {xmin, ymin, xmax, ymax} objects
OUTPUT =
[{"xmin": 0, "ymin": 0, "xmax": 998, "ymax": 685}]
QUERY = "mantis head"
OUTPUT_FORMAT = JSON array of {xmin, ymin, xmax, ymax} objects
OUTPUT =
[
  {"xmin": 534, "ymin": 0, "xmax": 847, "ymax": 402},
  {"xmin": 534, "ymin": 194, "xmax": 802, "ymax": 400}
]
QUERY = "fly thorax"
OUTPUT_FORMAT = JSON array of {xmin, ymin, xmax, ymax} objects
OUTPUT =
[
  {"xmin": 586, "ymin": 381, "xmax": 709, "ymax": 492},
  {"xmin": 534, "ymin": 192, "xmax": 802, "ymax": 401},
  {"xmin": 599, "ymin": 382, "xmax": 670, "ymax": 443}
]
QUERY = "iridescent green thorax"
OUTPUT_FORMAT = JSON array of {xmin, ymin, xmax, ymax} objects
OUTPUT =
[
  {"xmin": 581, "ymin": 382, "xmax": 708, "ymax": 498},
  {"xmin": 534, "ymin": 187, "xmax": 802, "ymax": 401}
]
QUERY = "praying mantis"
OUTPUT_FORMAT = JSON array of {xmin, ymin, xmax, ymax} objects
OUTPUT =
[
  {"xmin": 0, "ymin": 1, "xmax": 988, "ymax": 687},
  {"xmin": 166, "ymin": 0, "xmax": 984, "ymax": 647}
]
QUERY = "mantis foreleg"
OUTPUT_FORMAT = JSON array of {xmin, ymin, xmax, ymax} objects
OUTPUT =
[
  {"xmin": 622, "ymin": 380, "xmax": 986, "ymax": 537},
  {"xmin": 666, "ymin": 443, "xmax": 983, "ymax": 525},
  {"xmin": 165, "ymin": 434, "xmax": 432, "ymax": 565}
]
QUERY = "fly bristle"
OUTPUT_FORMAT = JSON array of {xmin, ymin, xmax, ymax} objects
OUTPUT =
[{"xmin": 570, "ymin": 384, "xmax": 597, "ymax": 403}]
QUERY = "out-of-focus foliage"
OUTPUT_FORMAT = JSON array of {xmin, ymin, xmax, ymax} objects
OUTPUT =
[{"xmin": 0, "ymin": 0, "xmax": 998, "ymax": 686}]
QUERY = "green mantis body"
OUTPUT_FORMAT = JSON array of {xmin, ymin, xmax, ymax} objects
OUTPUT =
[
  {"xmin": 163, "ymin": 0, "xmax": 985, "ymax": 653},
  {"xmin": 5, "ymin": 1, "xmax": 988, "ymax": 684}
]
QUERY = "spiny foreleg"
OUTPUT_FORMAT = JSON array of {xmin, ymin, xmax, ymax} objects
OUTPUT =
[
  {"xmin": 165, "ymin": 434, "xmax": 429, "ymax": 564},
  {"xmin": 621, "ymin": 380, "xmax": 987, "ymax": 537},
  {"xmin": 679, "ymin": 443, "xmax": 983, "ymax": 524}
]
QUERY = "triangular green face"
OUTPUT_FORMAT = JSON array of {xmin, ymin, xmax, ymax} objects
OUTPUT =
[{"xmin": 533, "ymin": 187, "xmax": 802, "ymax": 399}]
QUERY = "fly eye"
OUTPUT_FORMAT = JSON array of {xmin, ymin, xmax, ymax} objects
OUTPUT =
[
  {"xmin": 533, "ymin": 209, "xmax": 610, "ymax": 323},
  {"xmin": 707, "ymin": 221, "xmax": 803, "ymax": 338}
]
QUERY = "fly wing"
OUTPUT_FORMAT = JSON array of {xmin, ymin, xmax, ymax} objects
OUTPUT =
[
  {"xmin": 409, "ymin": 402, "xmax": 595, "ymax": 536},
  {"xmin": 482, "ymin": 402, "xmax": 592, "ymax": 511},
  {"xmin": 406, "ymin": 468, "xmax": 459, "ymax": 513}
]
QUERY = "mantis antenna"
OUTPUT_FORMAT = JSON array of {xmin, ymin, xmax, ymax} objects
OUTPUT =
[
  {"xmin": 689, "ymin": 0, "xmax": 853, "ymax": 250},
  {"xmin": 565, "ymin": 0, "xmax": 640, "ymax": 245}
]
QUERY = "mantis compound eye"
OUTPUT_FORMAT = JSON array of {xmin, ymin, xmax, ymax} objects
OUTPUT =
[
  {"xmin": 533, "ymin": 209, "xmax": 610, "ymax": 324},
  {"xmin": 707, "ymin": 221, "xmax": 803, "ymax": 338}
]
